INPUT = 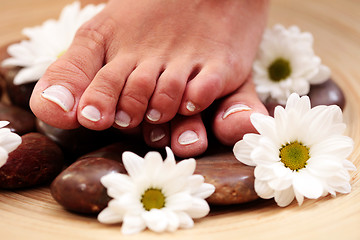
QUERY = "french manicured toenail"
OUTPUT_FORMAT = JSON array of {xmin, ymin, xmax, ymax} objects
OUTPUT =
[
  {"xmin": 146, "ymin": 109, "xmax": 161, "ymax": 122},
  {"xmin": 115, "ymin": 111, "xmax": 131, "ymax": 128},
  {"xmin": 186, "ymin": 101, "xmax": 197, "ymax": 112},
  {"xmin": 222, "ymin": 104, "xmax": 252, "ymax": 119},
  {"xmin": 41, "ymin": 85, "xmax": 74, "ymax": 112},
  {"xmin": 178, "ymin": 130, "xmax": 199, "ymax": 145},
  {"xmin": 150, "ymin": 128, "xmax": 166, "ymax": 142},
  {"xmin": 81, "ymin": 105, "xmax": 101, "ymax": 122}
]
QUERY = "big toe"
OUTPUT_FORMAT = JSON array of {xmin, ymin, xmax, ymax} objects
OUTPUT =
[
  {"xmin": 30, "ymin": 13, "xmax": 107, "ymax": 129},
  {"xmin": 212, "ymin": 77, "xmax": 268, "ymax": 146}
]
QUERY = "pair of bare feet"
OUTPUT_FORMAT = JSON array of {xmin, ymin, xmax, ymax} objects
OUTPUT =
[{"xmin": 30, "ymin": 0, "xmax": 269, "ymax": 157}]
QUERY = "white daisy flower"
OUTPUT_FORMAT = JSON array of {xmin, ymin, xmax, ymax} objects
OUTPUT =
[
  {"xmin": 98, "ymin": 147, "xmax": 215, "ymax": 235},
  {"xmin": 253, "ymin": 24, "xmax": 331, "ymax": 105},
  {"xmin": 233, "ymin": 93, "xmax": 356, "ymax": 207},
  {"xmin": 1, "ymin": 1, "xmax": 105, "ymax": 85},
  {"xmin": 0, "ymin": 121, "xmax": 22, "ymax": 168}
]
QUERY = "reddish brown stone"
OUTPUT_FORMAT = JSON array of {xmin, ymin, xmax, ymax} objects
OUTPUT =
[
  {"xmin": 0, "ymin": 132, "xmax": 64, "ymax": 189},
  {"xmin": 0, "ymin": 102, "xmax": 35, "ymax": 135},
  {"xmin": 308, "ymin": 79, "xmax": 345, "ymax": 109},
  {"xmin": 51, "ymin": 158, "xmax": 126, "ymax": 214},
  {"xmin": 195, "ymin": 148, "xmax": 258, "ymax": 205}
]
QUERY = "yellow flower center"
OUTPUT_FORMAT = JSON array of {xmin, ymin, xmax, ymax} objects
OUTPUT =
[
  {"xmin": 268, "ymin": 58, "xmax": 291, "ymax": 82},
  {"xmin": 279, "ymin": 141, "xmax": 310, "ymax": 171},
  {"xmin": 57, "ymin": 50, "xmax": 66, "ymax": 58},
  {"xmin": 141, "ymin": 188, "xmax": 166, "ymax": 211}
]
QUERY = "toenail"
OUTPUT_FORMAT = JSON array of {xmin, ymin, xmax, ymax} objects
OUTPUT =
[
  {"xmin": 146, "ymin": 109, "xmax": 161, "ymax": 122},
  {"xmin": 150, "ymin": 128, "xmax": 166, "ymax": 142},
  {"xmin": 222, "ymin": 104, "xmax": 252, "ymax": 119},
  {"xmin": 115, "ymin": 111, "xmax": 131, "ymax": 128},
  {"xmin": 178, "ymin": 130, "xmax": 199, "ymax": 145},
  {"xmin": 41, "ymin": 85, "xmax": 74, "ymax": 112},
  {"xmin": 186, "ymin": 101, "xmax": 197, "ymax": 112},
  {"xmin": 81, "ymin": 105, "xmax": 101, "ymax": 122}
]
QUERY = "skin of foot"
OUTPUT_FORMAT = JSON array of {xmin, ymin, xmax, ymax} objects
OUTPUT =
[
  {"xmin": 30, "ymin": 0, "xmax": 269, "ymax": 157},
  {"xmin": 143, "ymin": 77, "xmax": 268, "ymax": 158}
]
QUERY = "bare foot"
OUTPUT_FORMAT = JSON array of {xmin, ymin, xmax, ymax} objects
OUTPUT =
[
  {"xmin": 143, "ymin": 76, "xmax": 268, "ymax": 158},
  {"xmin": 30, "ymin": 0, "xmax": 268, "ymax": 132}
]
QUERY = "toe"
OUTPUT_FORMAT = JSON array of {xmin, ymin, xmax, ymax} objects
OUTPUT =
[
  {"xmin": 178, "ymin": 61, "xmax": 241, "ymax": 116},
  {"xmin": 212, "ymin": 77, "xmax": 268, "ymax": 146},
  {"xmin": 170, "ymin": 114, "xmax": 208, "ymax": 158},
  {"xmin": 145, "ymin": 60, "xmax": 195, "ymax": 124},
  {"xmin": 30, "ymin": 13, "xmax": 110, "ymax": 129},
  {"xmin": 142, "ymin": 121, "xmax": 170, "ymax": 148},
  {"xmin": 77, "ymin": 55, "xmax": 136, "ymax": 130},
  {"xmin": 115, "ymin": 59, "xmax": 163, "ymax": 129}
]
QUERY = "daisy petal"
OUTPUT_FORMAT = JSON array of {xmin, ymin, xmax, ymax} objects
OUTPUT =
[
  {"xmin": 0, "ymin": 148, "xmax": 9, "ymax": 168},
  {"xmin": 233, "ymin": 139, "xmax": 257, "ymax": 166},
  {"xmin": 166, "ymin": 192, "xmax": 193, "ymax": 211},
  {"xmin": 142, "ymin": 209, "xmax": 168, "ymax": 232},
  {"xmin": 0, "ymin": 121, "xmax": 9, "ymax": 128},
  {"xmin": 97, "ymin": 207, "xmax": 124, "ymax": 224},
  {"xmin": 254, "ymin": 179, "xmax": 274, "ymax": 199},
  {"xmin": 293, "ymin": 171, "xmax": 323, "ymax": 199},
  {"xmin": 186, "ymin": 198, "xmax": 210, "ymax": 219},
  {"xmin": 163, "ymin": 210, "xmax": 180, "ymax": 232},
  {"xmin": 121, "ymin": 214, "xmax": 146, "ymax": 235},
  {"xmin": 294, "ymin": 189, "xmax": 304, "ymax": 206},
  {"xmin": 274, "ymin": 188, "xmax": 295, "ymax": 207},
  {"xmin": 122, "ymin": 151, "xmax": 145, "ymax": 178},
  {"xmin": 309, "ymin": 64, "xmax": 331, "ymax": 84},
  {"xmin": 177, "ymin": 212, "xmax": 194, "ymax": 229},
  {"xmin": 342, "ymin": 159, "xmax": 356, "ymax": 171}
]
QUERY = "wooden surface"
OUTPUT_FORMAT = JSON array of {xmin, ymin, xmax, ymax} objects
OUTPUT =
[{"xmin": 1, "ymin": 0, "xmax": 360, "ymax": 239}]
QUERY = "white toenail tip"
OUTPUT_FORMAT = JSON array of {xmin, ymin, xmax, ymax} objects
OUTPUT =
[
  {"xmin": 178, "ymin": 130, "xmax": 199, "ymax": 145},
  {"xmin": 150, "ymin": 128, "xmax": 166, "ymax": 142},
  {"xmin": 115, "ymin": 111, "xmax": 131, "ymax": 128},
  {"xmin": 147, "ymin": 109, "xmax": 161, "ymax": 122},
  {"xmin": 81, "ymin": 105, "xmax": 101, "ymax": 122},
  {"xmin": 222, "ymin": 104, "xmax": 252, "ymax": 119},
  {"xmin": 186, "ymin": 101, "xmax": 197, "ymax": 112},
  {"xmin": 41, "ymin": 85, "xmax": 74, "ymax": 112}
]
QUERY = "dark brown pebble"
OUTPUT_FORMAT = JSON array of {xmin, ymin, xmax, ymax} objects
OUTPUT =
[
  {"xmin": 0, "ymin": 132, "xmax": 64, "ymax": 189},
  {"xmin": 0, "ymin": 102, "xmax": 35, "ymax": 135},
  {"xmin": 51, "ymin": 158, "xmax": 126, "ymax": 214},
  {"xmin": 36, "ymin": 119, "xmax": 139, "ymax": 162},
  {"xmin": 195, "ymin": 148, "xmax": 258, "ymax": 205},
  {"xmin": 265, "ymin": 79, "xmax": 345, "ymax": 116},
  {"xmin": 308, "ymin": 78, "xmax": 345, "ymax": 109}
]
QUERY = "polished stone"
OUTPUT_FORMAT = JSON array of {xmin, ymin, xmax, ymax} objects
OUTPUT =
[
  {"xmin": 0, "ymin": 133, "xmax": 64, "ymax": 189},
  {"xmin": 0, "ymin": 102, "xmax": 35, "ymax": 135},
  {"xmin": 51, "ymin": 158, "xmax": 126, "ymax": 214}
]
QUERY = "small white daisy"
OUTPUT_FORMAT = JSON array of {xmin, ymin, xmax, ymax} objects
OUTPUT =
[
  {"xmin": 1, "ymin": 1, "xmax": 105, "ymax": 85},
  {"xmin": 233, "ymin": 93, "xmax": 356, "ymax": 207},
  {"xmin": 98, "ymin": 147, "xmax": 215, "ymax": 235},
  {"xmin": 253, "ymin": 24, "xmax": 331, "ymax": 105},
  {"xmin": 0, "ymin": 121, "xmax": 22, "ymax": 168}
]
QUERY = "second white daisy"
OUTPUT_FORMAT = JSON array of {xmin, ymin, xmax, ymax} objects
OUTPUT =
[
  {"xmin": 98, "ymin": 147, "xmax": 215, "ymax": 235},
  {"xmin": 253, "ymin": 24, "xmax": 331, "ymax": 105},
  {"xmin": 233, "ymin": 93, "xmax": 355, "ymax": 207}
]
